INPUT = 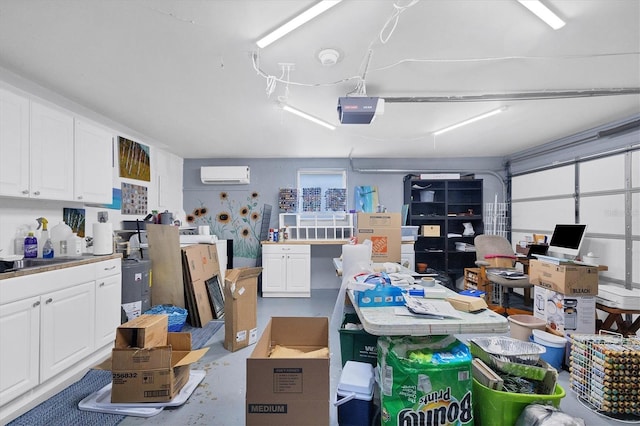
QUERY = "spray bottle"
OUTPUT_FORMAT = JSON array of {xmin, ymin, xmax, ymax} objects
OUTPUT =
[{"xmin": 38, "ymin": 217, "xmax": 54, "ymax": 258}]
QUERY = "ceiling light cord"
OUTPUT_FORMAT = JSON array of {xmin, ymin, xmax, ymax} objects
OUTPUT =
[{"xmin": 379, "ymin": 0, "xmax": 420, "ymax": 44}]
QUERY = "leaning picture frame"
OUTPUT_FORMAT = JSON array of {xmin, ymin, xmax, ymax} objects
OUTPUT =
[{"xmin": 205, "ymin": 274, "xmax": 225, "ymax": 319}]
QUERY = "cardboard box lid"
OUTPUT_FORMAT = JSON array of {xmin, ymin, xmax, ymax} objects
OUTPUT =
[
  {"xmin": 225, "ymin": 267, "xmax": 262, "ymax": 299},
  {"xmin": 356, "ymin": 212, "xmax": 402, "ymax": 228}
]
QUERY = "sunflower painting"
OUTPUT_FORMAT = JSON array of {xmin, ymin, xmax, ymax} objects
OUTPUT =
[{"xmin": 187, "ymin": 191, "xmax": 263, "ymax": 266}]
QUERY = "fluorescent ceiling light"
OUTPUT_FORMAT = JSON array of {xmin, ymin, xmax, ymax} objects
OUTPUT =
[
  {"xmin": 282, "ymin": 104, "xmax": 336, "ymax": 130},
  {"xmin": 518, "ymin": 0, "xmax": 566, "ymax": 30},
  {"xmin": 433, "ymin": 107, "xmax": 508, "ymax": 136},
  {"xmin": 256, "ymin": 0, "xmax": 343, "ymax": 48}
]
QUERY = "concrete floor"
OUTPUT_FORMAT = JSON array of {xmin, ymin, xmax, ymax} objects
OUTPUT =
[{"xmin": 118, "ymin": 289, "xmax": 628, "ymax": 425}]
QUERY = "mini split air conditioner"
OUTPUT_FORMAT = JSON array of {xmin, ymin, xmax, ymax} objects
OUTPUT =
[{"xmin": 200, "ymin": 166, "xmax": 250, "ymax": 184}]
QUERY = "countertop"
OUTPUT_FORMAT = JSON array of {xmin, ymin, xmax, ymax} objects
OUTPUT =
[{"xmin": 0, "ymin": 253, "xmax": 122, "ymax": 280}]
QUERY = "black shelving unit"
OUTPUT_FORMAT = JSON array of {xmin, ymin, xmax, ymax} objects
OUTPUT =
[{"xmin": 403, "ymin": 175, "xmax": 483, "ymax": 283}]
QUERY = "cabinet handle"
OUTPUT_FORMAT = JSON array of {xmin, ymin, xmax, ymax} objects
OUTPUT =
[
  {"xmin": 22, "ymin": 189, "xmax": 29, "ymax": 194},
  {"xmin": 45, "ymin": 298, "xmax": 53, "ymax": 304},
  {"xmin": 99, "ymin": 282, "xmax": 105, "ymax": 287},
  {"xmin": 77, "ymin": 195, "xmax": 83, "ymax": 200},
  {"xmin": 104, "ymin": 265, "xmax": 116, "ymax": 271},
  {"xmin": 33, "ymin": 191, "xmax": 40, "ymax": 196},
  {"xmin": 33, "ymin": 301, "xmax": 41, "ymax": 308}
]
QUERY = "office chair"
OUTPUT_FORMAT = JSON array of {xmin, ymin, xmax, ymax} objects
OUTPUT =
[{"xmin": 473, "ymin": 235, "xmax": 533, "ymax": 316}]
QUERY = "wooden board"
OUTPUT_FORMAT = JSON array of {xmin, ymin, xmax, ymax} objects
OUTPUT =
[{"xmin": 146, "ymin": 224, "xmax": 184, "ymax": 307}]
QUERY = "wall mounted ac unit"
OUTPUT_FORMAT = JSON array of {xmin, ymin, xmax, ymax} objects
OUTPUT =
[{"xmin": 200, "ymin": 166, "xmax": 250, "ymax": 184}]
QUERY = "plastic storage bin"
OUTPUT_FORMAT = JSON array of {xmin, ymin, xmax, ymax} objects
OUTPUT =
[
  {"xmin": 472, "ymin": 378, "xmax": 565, "ymax": 426},
  {"xmin": 532, "ymin": 330, "xmax": 567, "ymax": 370},
  {"xmin": 335, "ymin": 361, "xmax": 375, "ymax": 426},
  {"xmin": 339, "ymin": 313, "xmax": 378, "ymax": 367},
  {"xmin": 144, "ymin": 304, "xmax": 188, "ymax": 332},
  {"xmin": 508, "ymin": 314, "xmax": 546, "ymax": 341}
]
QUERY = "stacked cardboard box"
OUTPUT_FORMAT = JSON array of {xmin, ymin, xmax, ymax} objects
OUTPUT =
[
  {"xmin": 98, "ymin": 314, "xmax": 208, "ymax": 403},
  {"xmin": 529, "ymin": 259, "xmax": 598, "ymax": 336},
  {"xmin": 356, "ymin": 213, "xmax": 401, "ymax": 262}
]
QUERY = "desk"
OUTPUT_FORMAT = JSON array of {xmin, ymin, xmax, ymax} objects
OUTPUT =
[
  {"xmin": 347, "ymin": 284, "xmax": 508, "ymax": 336},
  {"xmin": 596, "ymin": 303, "xmax": 640, "ymax": 337}
]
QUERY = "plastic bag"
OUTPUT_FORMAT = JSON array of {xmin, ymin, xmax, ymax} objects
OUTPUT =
[{"xmin": 515, "ymin": 404, "xmax": 585, "ymax": 426}]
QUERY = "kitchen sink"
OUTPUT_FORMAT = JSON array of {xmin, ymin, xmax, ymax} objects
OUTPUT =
[{"xmin": 4, "ymin": 257, "xmax": 87, "ymax": 272}]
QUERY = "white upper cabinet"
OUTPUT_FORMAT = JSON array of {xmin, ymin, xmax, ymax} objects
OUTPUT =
[
  {"xmin": 29, "ymin": 101, "xmax": 75, "ymax": 201},
  {"xmin": 74, "ymin": 119, "xmax": 113, "ymax": 203},
  {"xmin": 1, "ymin": 84, "xmax": 115, "ymax": 203},
  {"xmin": 0, "ymin": 87, "xmax": 30, "ymax": 197}
]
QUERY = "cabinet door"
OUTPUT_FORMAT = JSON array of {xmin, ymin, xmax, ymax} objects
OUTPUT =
[
  {"xmin": 0, "ymin": 87, "xmax": 30, "ymax": 197},
  {"xmin": 30, "ymin": 101, "xmax": 74, "ymax": 200},
  {"xmin": 94, "ymin": 273, "xmax": 121, "ymax": 348},
  {"xmin": 285, "ymin": 253, "xmax": 311, "ymax": 294},
  {"xmin": 74, "ymin": 119, "xmax": 113, "ymax": 203},
  {"xmin": 0, "ymin": 296, "xmax": 40, "ymax": 405},
  {"xmin": 262, "ymin": 252, "xmax": 287, "ymax": 293},
  {"xmin": 40, "ymin": 282, "xmax": 95, "ymax": 382}
]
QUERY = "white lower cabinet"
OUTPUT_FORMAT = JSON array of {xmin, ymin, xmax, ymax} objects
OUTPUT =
[
  {"xmin": 94, "ymin": 261, "xmax": 122, "ymax": 348},
  {"xmin": 40, "ymin": 282, "xmax": 95, "ymax": 382},
  {"xmin": 0, "ymin": 258, "xmax": 122, "ymax": 421},
  {"xmin": 262, "ymin": 244, "xmax": 311, "ymax": 297},
  {"xmin": 0, "ymin": 296, "xmax": 40, "ymax": 405}
]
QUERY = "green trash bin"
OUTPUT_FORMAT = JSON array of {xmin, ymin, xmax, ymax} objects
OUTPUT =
[{"xmin": 339, "ymin": 313, "xmax": 378, "ymax": 367}]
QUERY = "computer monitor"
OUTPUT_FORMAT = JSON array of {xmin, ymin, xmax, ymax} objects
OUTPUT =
[{"xmin": 548, "ymin": 224, "xmax": 587, "ymax": 260}]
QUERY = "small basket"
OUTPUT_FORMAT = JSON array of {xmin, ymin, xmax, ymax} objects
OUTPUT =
[{"xmin": 145, "ymin": 304, "xmax": 188, "ymax": 332}]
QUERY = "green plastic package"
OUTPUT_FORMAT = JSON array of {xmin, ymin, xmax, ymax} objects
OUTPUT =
[{"xmin": 378, "ymin": 335, "xmax": 474, "ymax": 426}]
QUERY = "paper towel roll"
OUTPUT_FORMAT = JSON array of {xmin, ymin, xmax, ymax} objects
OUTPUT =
[
  {"xmin": 93, "ymin": 223, "xmax": 113, "ymax": 255},
  {"xmin": 330, "ymin": 242, "xmax": 373, "ymax": 332}
]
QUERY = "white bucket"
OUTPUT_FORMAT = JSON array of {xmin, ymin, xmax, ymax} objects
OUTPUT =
[
  {"xmin": 420, "ymin": 190, "xmax": 435, "ymax": 202},
  {"xmin": 532, "ymin": 329, "xmax": 567, "ymax": 348},
  {"xmin": 507, "ymin": 315, "xmax": 546, "ymax": 341}
]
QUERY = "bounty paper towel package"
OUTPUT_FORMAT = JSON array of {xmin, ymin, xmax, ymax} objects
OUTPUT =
[{"xmin": 378, "ymin": 335, "xmax": 474, "ymax": 426}]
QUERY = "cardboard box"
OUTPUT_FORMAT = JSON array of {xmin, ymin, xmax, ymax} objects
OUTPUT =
[
  {"xmin": 224, "ymin": 267, "xmax": 262, "ymax": 352},
  {"xmin": 529, "ymin": 259, "xmax": 598, "ymax": 295},
  {"xmin": 533, "ymin": 286, "xmax": 596, "ymax": 337},
  {"xmin": 115, "ymin": 314, "xmax": 168, "ymax": 349},
  {"xmin": 182, "ymin": 244, "xmax": 222, "ymax": 325},
  {"xmin": 356, "ymin": 213, "xmax": 401, "ymax": 262},
  {"xmin": 246, "ymin": 317, "xmax": 330, "ymax": 426},
  {"xmin": 421, "ymin": 225, "xmax": 440, "ymax": 237},
  {"xmin": 103, "ymin": 332, "xmax": 209, "ymax": 403},
  {"xmin": 446, "ymin": 294, "xmax": 488, "ymax": 312}
]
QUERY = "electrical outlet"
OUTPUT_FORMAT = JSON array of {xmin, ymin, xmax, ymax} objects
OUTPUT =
[{"xmin": 98, "ymin": 211, "xmax": 109, "ymax": 222}]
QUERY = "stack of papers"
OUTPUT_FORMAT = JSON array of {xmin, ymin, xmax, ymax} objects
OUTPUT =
[
  {"xmin": 401, "ymin": 294, "xmax": 463, "ymax": 319},
  {"xmin": 488, "ymin": 269, "xmax": 526, "ymax": 279}
]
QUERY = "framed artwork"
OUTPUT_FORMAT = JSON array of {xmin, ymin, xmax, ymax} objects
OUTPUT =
[
  {"xmin": 63, "ymin": 207, "xmax": 86, "ymax": 238},
  {"xmin": 118, "ymin": 136, "xmax": 151, "ymax": 181},
  {"xmin": 205, "ymin": 275, "xmax": 225, "ymax": 319},
  {"xmin": 121, "ymin": 183, "xmax": 148, "ymax": 215}
]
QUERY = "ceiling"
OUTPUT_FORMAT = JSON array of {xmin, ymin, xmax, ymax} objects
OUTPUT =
[{"xmin": 0, "ymin": 0, "xmax": 638, "ymax": 160}]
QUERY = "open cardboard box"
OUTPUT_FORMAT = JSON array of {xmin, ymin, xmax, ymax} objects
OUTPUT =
[
  {"xmin": 97, "ymin": 332, "xmax": 208, "ymax": 403},
  {"xmin": 246, "ymin": 317, "xmax": 330, "ymax": 426}
]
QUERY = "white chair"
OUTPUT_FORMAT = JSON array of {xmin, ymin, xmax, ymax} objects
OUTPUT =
[{"xmin": 474, "ymin": 235, "xmax": 532, "ymax": 316}]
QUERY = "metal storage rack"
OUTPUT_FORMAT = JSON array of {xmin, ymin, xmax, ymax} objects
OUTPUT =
[
  {"xmin": 569, "ymin": 333, "xmax": 640, "ymax": 419},
  {"xmin": 278, "ymin": 212, "xmax": 354, "ymax": 241}
]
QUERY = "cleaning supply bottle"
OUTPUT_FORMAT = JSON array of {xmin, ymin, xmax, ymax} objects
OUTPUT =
[
  {"xmin": 24, "ymin": 232, "xmax": 38, "ymax": 258},
  {"xmin": 40, "ymin": 218, "xmax": 54, "ymax": 258}
]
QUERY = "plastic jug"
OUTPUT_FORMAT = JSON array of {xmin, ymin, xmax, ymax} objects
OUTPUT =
[{"xmin": 51, "ymin": 222, "xmax": 73, "ymax": 255}]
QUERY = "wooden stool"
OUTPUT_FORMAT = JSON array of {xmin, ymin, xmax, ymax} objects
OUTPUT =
[{"xmin": 596, "ymin": 303, "xmax": 640, "ymax": 337}]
